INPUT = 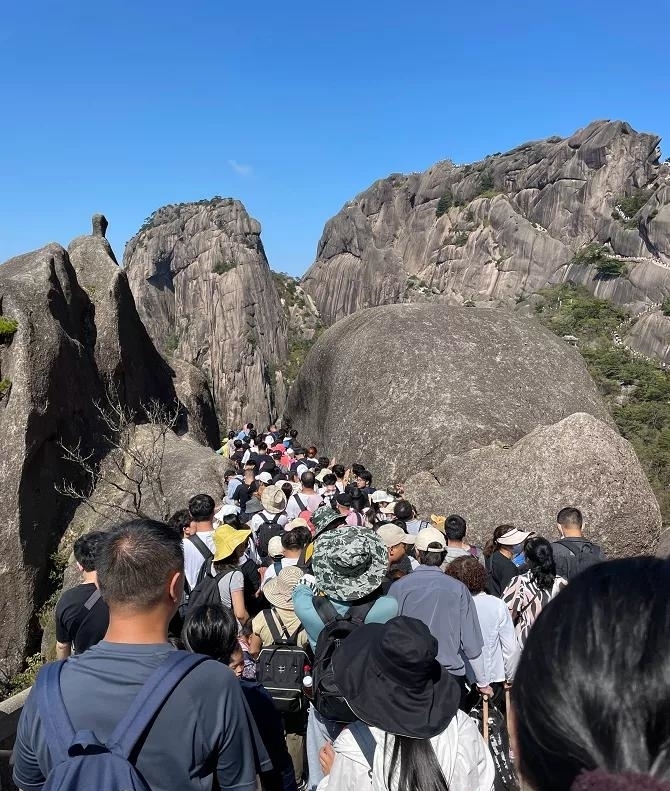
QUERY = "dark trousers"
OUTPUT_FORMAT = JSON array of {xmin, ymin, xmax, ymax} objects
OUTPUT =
[{"xmin": 449, "ymin": 672, "xmax": 470, "ymax": 711}]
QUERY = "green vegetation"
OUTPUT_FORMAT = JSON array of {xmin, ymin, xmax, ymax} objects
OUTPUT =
[
  {"xmin": 536, "ymin": 283, "xmax": 670, "ymax": 521},
  {"xmin": 272, "ymin": 272, "xmax": 299, "ymax": 302},
  {"xmin": 139, "ymin": 196, "xmax": 230, "ymax": 234},
  {"xmin": 0, "ymin": 653, "xmax": 44, "ymax": 699},
  {"xmin": 662, "ymin": 297, "xmax": 670, "ymax": 317},
  {"xmin": 436, "ymin": 191, "xmax": 453, "ymax": 218},
  {"xmin": 283, "ymin": 328, "xmax": 324, "ymax": 384},
  {"xmin": 614, "ymin": 186, "xmax": 652, "ymax": 222},
  {"xmin": 0, "ymin": 378, "xmax": 11, "ymax": 398},
  {"xmin": 164, "ymin": 329, "xmax": 180, "ymax": 355},
  {"xmin": 212, "ymin": 259, "xmax": 237, "ymax": 275},
  {"xmin": 0, "ymin": 316, "xmax": 18, "ymax": 342},
  {"xmin": 572, "ymin": 243, "xmax": 627, "ymax": 279},
  {"xmin": 451, "ymin": 231, "xmax": 469, "ymax": 247}
]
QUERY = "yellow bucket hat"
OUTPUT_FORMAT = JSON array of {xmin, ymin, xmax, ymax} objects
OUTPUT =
[{"xmin": 212, "ymin": 524, "xmax": 251, "ymax": 562}]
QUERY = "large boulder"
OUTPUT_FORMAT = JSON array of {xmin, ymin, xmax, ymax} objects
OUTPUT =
[
  {"xmin": 284, "ymin": 303, "xmax": 611, "ymax": 483},
  {"xmin": 403, "ymin": 412, "xmax": 661, "ymax": 558},
  {"xmin": 0, "ymin": 244, "xmax": 103, "ymax": 673}
]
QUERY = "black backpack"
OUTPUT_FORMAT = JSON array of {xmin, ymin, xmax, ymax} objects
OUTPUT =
[
  {"xmin": 256, "ymin": 609, "xmax": 311, "ymax": 714},
  {"xmin": 555, "ymin": 539, "xmax": 603, "ymax": 580},
  {"xmin": 179, "ymin": 535, "xmax": 213, "ymax": 619},
  {"xmin": 256, "ymin": 513, "xmax": 284, "ymax": 562},
  {"xmin": 185, "ymin": 562, "xmax": 233, "ymax": 618},
  {"xmin": 311, "ymin": 597, "xmax": 374, "ymax": 723}
]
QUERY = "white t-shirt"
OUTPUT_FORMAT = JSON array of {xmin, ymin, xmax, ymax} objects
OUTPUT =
[
  {"xmin": 261, "ymin": 557, "xmax": 301, "ymax": 589},
  {"xmin": 183, "ymin": 532, "xmax": 215, "ymax": 589},
  {"xmin": 249, "ymin": 510, "xmax": 289, "ymax": 535},
  {"xmin": 286, "ymin": 492, "xmax": 323, "ymax": 520}
]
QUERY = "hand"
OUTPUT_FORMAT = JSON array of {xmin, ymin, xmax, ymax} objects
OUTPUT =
[
  {"xmin": 477, "ymin": 685, "xmax": 494, "ymax": 698},
  {"xmin": 319, "ymin": 742, "xmax": 336, "ymax": 775},
  {"xmin": 296, "ymin": 574, "xmax": 320, "ymax": 594},
  {"xmin": 504, "ymin": 680, "xmax": 513, "ymax": 690}
]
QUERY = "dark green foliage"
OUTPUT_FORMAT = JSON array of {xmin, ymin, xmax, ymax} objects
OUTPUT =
[
  {"xmin": 662, "ymin": 297, "xmax": 670, "ymax": 317},
  {"xmin": 537, "ymin": 284, "xmax": 670, "ymax": 523},
  {"xmin": 283, "ymin": 328, "xmax": 324, "ymax": 384},
  {"xmin": 436, "ymin": 191, "xmax": 453, "ymax": 218},
  {"xmin": 272, "ymin": 272, "xmax": 299, "ymax": 302},
  {"xmin": 615, "ymin": 187, "xmax": 652, "ymax": 220},
  {"xmin": 0, "ymin": 316, "xmax": 18, "ymax": 341},
  {"xmin": 479, "ymin": 172, "xmax": 495, "ymax": 192},
  {"xmin": 139, "ymin": 196, "xmax": 230, "ymax": 234},
  {"xmin": 164, "ymin": 329, "xmax": 179, "ymax": 355},
  {"xmin": 212, "ymin": 260, "xmax": 237, "ymax": 275},
  {"xmin": 0, "ymin": 378, "xmax": 11, "ymax": 398},
  {"xmin": 572, "ymin": 243, "xmax": 627, "ymax": 279},
  {"xmin": 452, "ymin": 232, "xmax": 469, "ymax": 247}
]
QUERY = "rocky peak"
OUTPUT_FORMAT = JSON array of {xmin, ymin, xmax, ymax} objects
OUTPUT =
[{"xmin": 302, "ymin": 120, "xmax": 670, "ymax": 361}]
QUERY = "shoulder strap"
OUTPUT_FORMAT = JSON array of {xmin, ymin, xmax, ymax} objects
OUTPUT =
[
  {"xmin": 294, "ymin": 494, "xmax": 306, "ymax": 511},
  {"xmin": 273, "ymin": 560, "xmax": 283, "ymax": 575},
  {"xmin": 83, "ymin": 588, "xmax": 102, "ymax": 611},
  {"xmin": 313, "ymin": 595, "xmax": 340, "ymax": 626},
  {"xmin": 263, "ymin": 610, "xmax": 284, "ymax": 643},
  {"xmin": 555, "ymin": 538, "xmax": 578, "ymax": 557},
  {"xmin": 347, "ymin": 599, "xmax": 375, "ymax": 624},
  {"xmin": 349, "ymin": 721, "xmax": 376, "ymax": 767},
  {"xmin": 188, "ymin": 534, "xmax": 214, "ymax": 561},
  {"xmin": 273, "ymin": 609, "xmax": 294, "ymax": 642},
  {"xmin": 36, "ymin": 661, "xmax": 74, "ymax": 765},
  {"xmin": 106, "ymin": 652, "xmax": 209, "ymax": 759}
]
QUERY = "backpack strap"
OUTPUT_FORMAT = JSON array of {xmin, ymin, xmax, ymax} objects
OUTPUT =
[
  {"xmin": 106, "ymin": 652, "xmax": 209, "ymax": 759},
  {"xmin": 313, "ymin": 595, "xmax": 340, "ymax": 626},
  {"xmin": 273, "ymin": 560, "xmax": 283, "ymax": 575},
  {"xmin": 36, "ymin": 660, "xmax": 74, "ymax": 765},
  {"xmin": 294, "ymin": 494, "xmax": 306, "ymax": 512},
  {"xmin": 83, "ymin": 588, "xmax": 102, "ymax": 611},
  {"xmin": 349, "ymin": 721, "xmax": 376, "ymax": 767},
  {"xmin": 264, "ymin": 609, "xmax": 285, "ymax": 644},
  {"xmin": 347, "ymin": 600, "xmax": 375, "ymax": 624},
  {"xmin": 555, "ymin": 538, "xmax": 579, "ymax": 558},
  {"xmin": 188, "ymin": 534, "xmax": 214, "ymax": 561}
]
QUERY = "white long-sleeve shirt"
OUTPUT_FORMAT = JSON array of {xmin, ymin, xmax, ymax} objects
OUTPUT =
[
  {"xmin": 316, "ymin": 711, "xmax": 494, "ymax": 791},
  {"xmin": 467, "ymin": 592, "xmax": 520, "ymax": 683}
]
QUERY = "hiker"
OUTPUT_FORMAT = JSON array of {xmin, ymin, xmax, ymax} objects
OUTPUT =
[
  {"xmin": 183, "ymin": 603, "xmax": 296, "ymax": 791},
  {"xmin": 293, "ymin": 527, "xmax": 397, "ymax": 790},
  {"xmin": 375, "ymin": 523, "xmax": 418, "ymax": 593},
  {"xmin": 224, "ymin": 467, "xmax": 244, "ymax": 504},
  {"xmin": 511, "ymin": 557, "xmax": 670, "ymax": 791},
  {"xmin": 386, "ymin": 499, "xmax": 428, "ymax": 534},
  {"xmin": 287, "ymin": 471, "xmax": 323, "ymax": 519},
  {"xmin": 261, "ymin": 525, "xmax": 312, "ymax": 587},
  {"xmin": 367, "ymin": 490, "xmax": 394, "ymax": 526},
  {"xmin": 552, "ymin": 506, "xmax": 605, "ymax": 581},
  {"xmin": 234, "ymin": 468, "xmax": 259, "ymax": 512},
  {"xmin": 445, "ymin": 556, "xmax": 519, "ymax": 709},
  {"xmin": 389, "ymin": 527, "xmax": 493, "ymax": 706},
  {"xmin": 330, "ymin": 464, "xmax": 346, "ymax": 492},
  {"xmin": 483, "ymin": 524, "xmax": 530, "ymax": 597},
  {"xmin": 54, "ymin": 531, "xmax": 109, "ymax": 659},
  {"xmin": 318, "ymin": 616, "xmax": 495, "ymax": 791},
  {"xmin": 334, "ymin": 491, "xmax": 365, "ymax": 526},
  {"xmin": 443, "ymin": 514, "xmax": 485, "ymax": 565},
  {"xmin": 249, "ymin": 484, "xmax": 288, "ymax": 563},
  {"xmin": 502, "ymin": 536, "xmax": 567, "ymax": 648},
  {"xmin": 167, "ymin": 508, "xmax": 194, "ymax": 537},
  {"xmin": 354, "ymin": 469, "xmax": 375, "ymax": 496},
  {"xmin": 316, "ymin": 471, "xmax": 338, "ymax": 507},
  {"xmin": 290, "ymin": 448, "xmax": 309, "ymax": 480},
  {"xmin": 249, "ymin": 566, "xmax": 311, "ymax": 787},
  {"xmin": 183, "ymin": 493, "xmax": 216, "ymax": 590},
  {"xmin": 13, "ymin": 519, "xmax": 259, "ymax": 791}
]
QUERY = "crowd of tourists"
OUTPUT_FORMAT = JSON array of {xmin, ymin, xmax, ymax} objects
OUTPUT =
[{"xmin": 12, "ymin": 422, "xmax": 670, "ymax": 791}]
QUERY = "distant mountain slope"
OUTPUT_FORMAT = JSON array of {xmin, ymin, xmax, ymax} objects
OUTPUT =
[{"xmin": 301, "ymin": 120, "xmax": 670, "ymax": 361}]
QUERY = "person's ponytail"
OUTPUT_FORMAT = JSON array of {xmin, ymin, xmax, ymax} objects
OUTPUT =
[
  {"xmin": 385, "ymin": 733, "xmax": 449, "ymax": 791},
  {"xmin": 525, "ymin": 536, "xmax": 556, "ymax": 590}
]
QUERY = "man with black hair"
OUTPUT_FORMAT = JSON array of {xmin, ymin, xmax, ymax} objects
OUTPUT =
[
  {"xmin": 330, "ymin": 464, "xmax": 346, "ymax": 492},
  {"xmin": 444, "ymin": 514, "xmax": 484, "ymax": 566},
  {"xmin": 14, "ymin": 519, "xmax": 260, "ymax": 791},
  {"xmin": 355, "ymin": 469, "xmax": 375, "ymax": 496},
  {"xmin": 261, "ymin": 525, "xmax": 312, "ymax": 588},
  {"xmin": 286, "ymin": 471, "xmax": 323, "ymax": 519},
  {"xmin": 389, "ymin": 527, "xmax": 492, "ymax": 706},
  {"xmin": 552, "ymin": 507, "xmax": 605, "ymax": 581},
  {"xmin": 289, "ymin": 448, "xmax": 308, "ymax": 480},
  {"xmin": 55, "ymin": 532, "xmax": 109, "ymax": 658},
  {"xmin": 184, "ymin": 493, "xmax": 216, "ymax": 590},
  {"xmin": 392, "ymin": 500, "xmax": 428, "ymax": 535}
]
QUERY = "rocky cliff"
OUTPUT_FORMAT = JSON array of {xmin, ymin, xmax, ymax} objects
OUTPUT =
[
  {"xmin": 124, "ymin": 198, "xmax": 321, "ymax": 429},
  {"xmin": 302, "ymin": 120, "xmax": 670, "ymax": 361}
]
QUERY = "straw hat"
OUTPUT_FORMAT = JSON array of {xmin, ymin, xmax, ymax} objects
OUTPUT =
[
  {"xmin": 263, "ymin": 565, "xmax": 304, "ymax": 609},
  {"xmin": 261, "ymin": 485, "xmax": 287, "ymax": 514}
]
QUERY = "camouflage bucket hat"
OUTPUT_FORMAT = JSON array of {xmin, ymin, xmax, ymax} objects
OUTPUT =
[
  {"xmin": 311, "ymin": 507, "xmax": 346, "ymax": 537},
  {"xmin": 312, "ymin": 527, "xmax": 388, "ymax": 601}
]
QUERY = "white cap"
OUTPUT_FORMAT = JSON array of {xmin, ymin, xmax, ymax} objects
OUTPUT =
[
  {"xmin": 255, "ymin": 471, "xmax": 273, "ymax": 484},
  {"xmin": 415, "ymin": 527, "xmax": 447, "ymax": 552}
]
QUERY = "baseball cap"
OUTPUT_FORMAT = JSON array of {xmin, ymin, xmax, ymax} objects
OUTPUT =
[
  {"xmin": 370, "ymin": 490, "xmax": 394, "ymax": 504},
  {"xmin": 376, "ymin": 524, "xmax": 416, "ymax": 548},
  {"xmin": 255, "ymin": 471, "xmax": 273, "ymax": 484},
  {"xmin": 415, "ymin": 527, "xmax": 447, "ymax": 552}
]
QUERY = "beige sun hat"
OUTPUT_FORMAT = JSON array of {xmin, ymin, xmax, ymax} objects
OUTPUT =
[
  {"xmin": 261, "ymin": 484, "xmax": 287, "ymax": 514},
  {"xmin": 263, "ymin": 565, "xmax": 304, "ymax": 609}
]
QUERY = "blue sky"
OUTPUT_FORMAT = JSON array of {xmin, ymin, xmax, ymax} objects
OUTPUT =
[{"xmin": 1, "ymin": 0, "xmax": 668, "ymax": 276}]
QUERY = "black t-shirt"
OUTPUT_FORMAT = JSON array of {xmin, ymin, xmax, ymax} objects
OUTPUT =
[
  {"xmin": 55, "ymin": 582, "xmax": 109, "ymax": 654},
  {"xmin": 485, "ymin": 552, "xmax": 519, "ymax": 598}
]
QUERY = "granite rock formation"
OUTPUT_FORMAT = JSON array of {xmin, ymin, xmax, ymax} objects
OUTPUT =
[
  {"xmin": 124, "ymin": 198, "xmax": 303, "ymax": 428},
  {"xmin": 284, "ymin": 303, "xmax": 612, "ymax": 484},
  {"xmin": 302, "ymin": 120, "xmax": 670, "ymax": 361},
  {"xmin": 403, "ymin": 412, "xmax": 661, "ymax": 558}
]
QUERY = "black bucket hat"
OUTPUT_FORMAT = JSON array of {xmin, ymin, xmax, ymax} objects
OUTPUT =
[{"xmin": 332, "ymin": 616, "xmax": 461, "ymax": 738}]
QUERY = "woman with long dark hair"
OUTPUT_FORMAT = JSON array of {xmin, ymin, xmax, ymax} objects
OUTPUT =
[
  {"xmin": 316, "ymin": 616, "xmax": 494, "ymax": 791},
  {"xmin": 511, "ymin": 557, "xmax": 670, "ymax": 791},
  {"xmin": 483, "ymin": 524, "xmax": 530, "ymax": 597},
  {"xmin": 502, "ymin": 535, "xmax": 567, "ymax": 648}
]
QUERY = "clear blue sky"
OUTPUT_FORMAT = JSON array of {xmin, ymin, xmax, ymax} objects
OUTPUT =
[{"xmin": 1, "ymin": 0, "xmax": 668, "ymax": 276}]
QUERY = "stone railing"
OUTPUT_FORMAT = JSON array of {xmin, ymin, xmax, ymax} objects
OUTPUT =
[{"xmin": 0, "ymin": 687, "xmax": 30, "ymax": 791}]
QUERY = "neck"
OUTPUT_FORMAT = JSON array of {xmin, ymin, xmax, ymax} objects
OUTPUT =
[
  {"xmin": 104, "ymin": 607, "xmax": 172, "ymax": 645},
  {"xmin": 82, "ymin": 570, "xmax": 98, "ymax": 585},
  {"xmin": 284, "ymin": 549, "xmax": 302, "ymax": 558},
  {"xmin": 194, "ymin": 521, "xmax": 213, "ymax": 533},
  {"xmin": 447, "ymin": 539, "xmax": 465, "ymax": 548},
  {"xmin": 302, "ymin": 488, "xmax": 315, "ymax": 495},
  {"xmin": 499, "ymin": 547, "xmax": 513, "ymax": 559},
  {"xmin": 562, "ymin": 529, "xmax": 583, "ymax": 538}
]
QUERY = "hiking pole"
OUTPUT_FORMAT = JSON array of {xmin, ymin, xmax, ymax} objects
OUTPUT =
[
  {"xmin": 483, "ymin": 696, "xmax": 489, "ymax": 742},
  {"xmin": 505, "ymin": 687, "xmax": 512, "ymax": 735}
]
